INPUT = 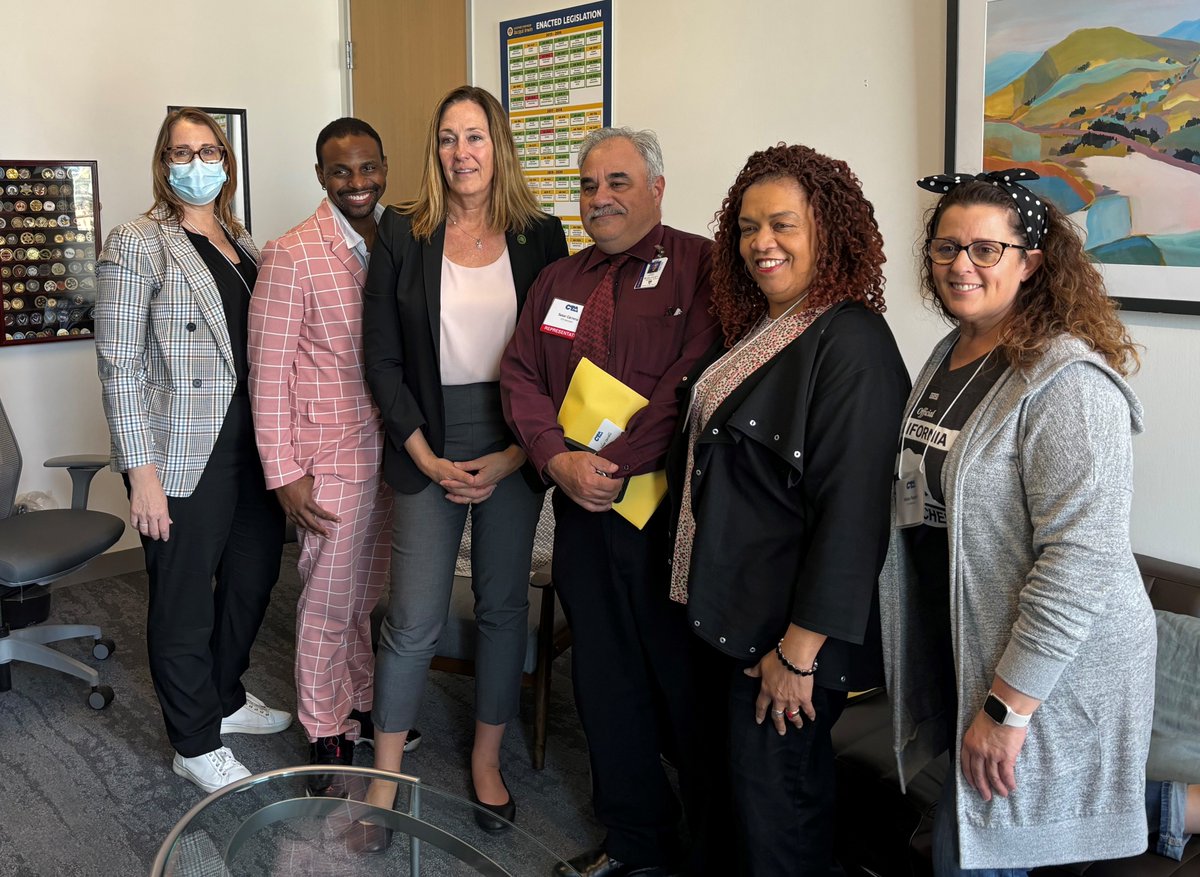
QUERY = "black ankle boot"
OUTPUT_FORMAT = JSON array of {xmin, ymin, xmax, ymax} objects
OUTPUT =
[{"xmin": 308, "ymin": 733, "xmax": 354, "ymax": 796}]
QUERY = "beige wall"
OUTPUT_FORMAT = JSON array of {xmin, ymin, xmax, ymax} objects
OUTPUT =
[
  {"xmin": 470, "ymin": 0, "xmax": 1200, "ymax": 566},
  {"xmin": 472, "ymin": 0, "xmax": 950, "ymax": 368},
  {"xmin": 3, "ymin": 0, "xmax": 343, "ymax": 551}
]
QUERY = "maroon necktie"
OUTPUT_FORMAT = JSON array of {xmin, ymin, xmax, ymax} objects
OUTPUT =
[{"xmin": 569, "ymin": 254, "xmax": 629, "ymax": 371}]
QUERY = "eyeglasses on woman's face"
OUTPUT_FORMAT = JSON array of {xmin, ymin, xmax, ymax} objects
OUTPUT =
[
  {"xmin": 163, "ymin": 145, "xmax": 225, "ymax": 165},
  {"xmin": 926, "ymin": 237, "xmax": 1030, "ymax": 268}
]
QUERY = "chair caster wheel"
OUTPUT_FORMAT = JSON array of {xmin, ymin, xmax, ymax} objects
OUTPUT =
[
  {"xmin": 92, "ymin": 637, "xmax": 115, "ymax": 660},
  {"xmin": 88, "ymin": 685, "xmax": 114, "ymax": 710}
]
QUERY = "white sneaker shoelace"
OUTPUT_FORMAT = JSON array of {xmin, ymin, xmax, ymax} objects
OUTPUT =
[
  {"xmin": 208, "ymin": 746, "xmax": 242, "ymax": 779},
  {"xmin": 239, "ymin": 696, "xmax": 274, "ymax": 720}
]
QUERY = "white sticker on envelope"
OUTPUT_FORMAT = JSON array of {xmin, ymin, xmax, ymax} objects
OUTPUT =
[{"xmin": 588, "ymin": 418, "xmax": 624, "ymax": 450}]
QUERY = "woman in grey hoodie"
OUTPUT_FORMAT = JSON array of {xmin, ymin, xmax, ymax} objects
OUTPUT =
[{"xmin": 880, "ymin": 169, "xmax": 1156, "ymax": 874}]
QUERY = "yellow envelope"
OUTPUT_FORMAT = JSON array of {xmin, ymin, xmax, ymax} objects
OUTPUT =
[
  {"xmin": 557, "ymin": 357, "xmax": 668, "ymax": 529},
  {"xmin": 611, "ymin": 469, "xmax": 668, "ymax": 530}
]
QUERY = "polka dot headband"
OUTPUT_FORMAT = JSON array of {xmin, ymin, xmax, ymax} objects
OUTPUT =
[{"xmin": 916, "ymin": 169, "xmax": 1047, "ymax": 249}]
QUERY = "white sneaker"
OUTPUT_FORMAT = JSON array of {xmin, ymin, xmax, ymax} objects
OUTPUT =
[
  {"xmin": 220, "ymin": 692, "xmax": 292, "ymax": 735},
  {"xmin": 173, "ymin": 746, "xmax": 252, "ymax": 793}
]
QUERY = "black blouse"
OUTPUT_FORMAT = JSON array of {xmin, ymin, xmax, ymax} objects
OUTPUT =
[{"xmin": 184, "ymin": 229, "xmax": 256, "ymax": 393}]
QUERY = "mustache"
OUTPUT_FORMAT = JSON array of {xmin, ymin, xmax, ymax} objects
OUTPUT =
[{"xmin": 586, "ymin": 206, "xmax": 626, "ymax": 221}]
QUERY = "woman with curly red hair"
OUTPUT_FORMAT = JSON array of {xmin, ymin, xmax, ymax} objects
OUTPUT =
[
  {"xmin": 880, "ymin": 170, "xmax": 1154, "ymax": 874},
  {"xmin": 665, "ymin": 143, "xmax": 909, "ymax": 874}
]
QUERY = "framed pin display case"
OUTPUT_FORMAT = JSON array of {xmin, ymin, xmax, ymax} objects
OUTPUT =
[{"xmin": 0, "ymin": 160, "xmax": 101, "ymax": 346}]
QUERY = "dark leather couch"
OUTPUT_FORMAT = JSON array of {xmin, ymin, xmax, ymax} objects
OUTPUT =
[{"xmin": 833, "ymin": 554, "xmax": 1200, "ymax": 876}]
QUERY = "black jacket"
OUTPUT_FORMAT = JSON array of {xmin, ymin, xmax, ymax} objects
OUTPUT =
[
  {"xmin": 363, "ymin": 208, "xmax": 568, "ymax": 494},
  {"xmin": 666, "ymin": 301, "xmax": 910, "ymax": 690}
]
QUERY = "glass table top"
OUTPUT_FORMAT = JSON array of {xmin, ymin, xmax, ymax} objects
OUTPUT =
[{"xmin": 151, "ymin": 765, "xmax": 579, "ymax": 876}]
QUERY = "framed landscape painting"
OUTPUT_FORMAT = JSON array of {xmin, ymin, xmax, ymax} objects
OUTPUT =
[{"xmin": 948, "ymin": 0, "xmax": 1200, "ymax": 313}]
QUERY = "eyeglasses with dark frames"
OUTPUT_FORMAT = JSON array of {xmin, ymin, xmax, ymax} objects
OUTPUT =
[
  {"xmin": 926, "ymin": 238, "xmax": 1031, "ymax": 268},
  {"xmin": 163, "ymin": 145, "xmax": 226, "ymax": 165}
]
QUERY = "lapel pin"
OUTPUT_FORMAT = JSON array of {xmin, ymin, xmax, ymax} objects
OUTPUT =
[{"xmin": 517, "ymin": 234, "xmax": 527, "ymax": 245}]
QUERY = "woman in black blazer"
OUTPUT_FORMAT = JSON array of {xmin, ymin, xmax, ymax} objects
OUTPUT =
[
  {"xmin": 360, "ymin": 85, "xmax": 567, "ymax": 841},
  {"xmin": 666, "ymin": 144, "xmax": 908, "ymax": 874}
]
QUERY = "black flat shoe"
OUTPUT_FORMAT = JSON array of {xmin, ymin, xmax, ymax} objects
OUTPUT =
[
  {"xmin": 469, "ymin": 773, "xmax": 516, "ymax": 833},
  {"xmin": 553, "ymin": 848, "xmax": 680, "ymax": 877}
]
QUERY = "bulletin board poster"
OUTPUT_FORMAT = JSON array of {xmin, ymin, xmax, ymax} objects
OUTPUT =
[{"xmin": 500, "ymin": 1, "xmax": 612, "ymax": 254}]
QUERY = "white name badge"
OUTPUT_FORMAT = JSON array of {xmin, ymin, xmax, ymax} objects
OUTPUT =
[
  {"xmin": 540, "ymin": 297, "xmax": 584, "ymax": 339},
  {"xmin": 635, "ymin": 256, "xmax": 668, "ymax": 289},
  {"xmin": 587, "ymin": 418, "xmax": 624, "ymax": 451},
  {"xmin": 895, "ymin": 469, "xmax": 926, "ymax": 529},
  {"xmin": 894, "ymin": 447, "xmax": 925, "ymax": 528}
]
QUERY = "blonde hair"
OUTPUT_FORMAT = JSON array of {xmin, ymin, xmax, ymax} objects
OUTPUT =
[
  {"xmin": 401, "ymin": 86, "xmax": 543, "ymax": 240},
  {"xmin": 147, "ymin": 107, "xmax": 243, "ymax": 234}
]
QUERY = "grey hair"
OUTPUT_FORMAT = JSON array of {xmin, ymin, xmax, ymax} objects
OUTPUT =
[{"xmin": 578, "ymin": 127, "xmax": 664, "ymax": 185}]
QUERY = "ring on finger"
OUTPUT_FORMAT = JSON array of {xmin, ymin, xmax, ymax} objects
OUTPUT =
[
  {"xmin": 771, "ymin": 709, "xmax": 785, "ymax": 716},
  {"xmin": 785, "ymin": 708, "xmax": 801, "ymax": 720}
]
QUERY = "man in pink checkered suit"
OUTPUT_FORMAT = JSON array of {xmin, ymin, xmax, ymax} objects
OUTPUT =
[{"xmin": 249, "ymin": 118, "xmax": 414, "ymax": 792}]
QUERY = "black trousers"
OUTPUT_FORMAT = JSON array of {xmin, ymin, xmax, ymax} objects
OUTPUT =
[
  {"xmin": 710, "ymin": 646, "xmax": 848, "ymax": 877},
  {"xmin": 552, "ymin": 494, "xmax": 710, "ymax": 869},
  {"xmin": 134, "ymin": 394, "xmax": 284, "ymax": 757}
]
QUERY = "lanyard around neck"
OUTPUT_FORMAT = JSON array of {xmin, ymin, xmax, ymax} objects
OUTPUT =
[{"xmin": 900, "ymin": 339, "xmax": 995, "ymax": 471}]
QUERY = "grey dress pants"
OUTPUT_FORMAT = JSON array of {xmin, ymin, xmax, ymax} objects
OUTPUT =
[{"xmin": 373, "ymin": 382, "xmax": 541, "ymax": 731}]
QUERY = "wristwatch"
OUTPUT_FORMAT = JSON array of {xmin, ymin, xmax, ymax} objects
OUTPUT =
[{"xmin": 983, "ymin": 690, "xmax": 1032, "ymax": 728}]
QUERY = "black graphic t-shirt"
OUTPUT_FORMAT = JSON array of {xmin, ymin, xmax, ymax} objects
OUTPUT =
[
  {"xmin": 900, "ymin": 347, "xmax": 1005, "ymax": 709},
  {"xmin": 900, "ymin": 349, "xmax": 1004, "ymax": 529}
]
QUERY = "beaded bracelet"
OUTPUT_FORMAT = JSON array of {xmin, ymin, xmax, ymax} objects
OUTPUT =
[{"xmin": 776, "ymin": 640, "xmax": 818, "ymax": 676}]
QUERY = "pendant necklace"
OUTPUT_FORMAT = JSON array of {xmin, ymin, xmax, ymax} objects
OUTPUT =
[
  {"xmin": 182, "ymin": 217, "xmax": 253, "ymax": 296},
  {"xmin": 449, "ymin": 215, "xmax": 484, "ymax": 250},
  {"xmin": 712, "ymin": 292, "xmax": 810, "ymax": 376},
  {"xmin": 684, "ymin": 291, "xmax": 811, "ymax": 430}
]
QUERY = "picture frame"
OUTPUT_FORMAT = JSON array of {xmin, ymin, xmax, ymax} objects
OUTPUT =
[
  {"xmin": 944, "ymin": 1, "xmax": 1200, "ymax": 316},
  {"xmin": 167, "ymin": 106, "xmax": 252, "ymax": 233},
  {"xmin": 1, "ymin": 160, "xmax": 102, "ymax": 347}
]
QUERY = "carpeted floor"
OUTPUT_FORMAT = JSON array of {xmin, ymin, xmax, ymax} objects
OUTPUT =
[{"xmin": 0, "ymin": 546, "xmax": 605, "ymax": 876}]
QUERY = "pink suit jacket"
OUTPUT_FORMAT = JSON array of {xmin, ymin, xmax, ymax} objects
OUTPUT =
[{"xmin": 248, "ymin": 199, "xmax": 384, "ymax": 489}]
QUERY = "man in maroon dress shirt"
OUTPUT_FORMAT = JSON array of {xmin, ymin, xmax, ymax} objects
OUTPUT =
[{"xmin": 501, "ymin": 127, "xmax": 720, "ymax": 877}]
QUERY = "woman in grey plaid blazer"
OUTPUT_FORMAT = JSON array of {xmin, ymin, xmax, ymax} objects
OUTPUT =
[{"xmin": 95, "ymin": 108, "xmax": 290, "ymax": 794}]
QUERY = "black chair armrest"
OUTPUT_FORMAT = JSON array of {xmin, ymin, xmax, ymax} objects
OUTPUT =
[
  {"xmin": 44, "ymin": 455, "xmax": 110, "ymax": 510},
  {"xmin": 43, "ymin": 455, "xmax": 109, "ymax": 470}
]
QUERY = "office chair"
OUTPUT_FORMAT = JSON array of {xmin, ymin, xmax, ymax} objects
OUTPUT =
[{"xmin": 0, "ymin": 396, "xmax": 124, "ymax": 708}]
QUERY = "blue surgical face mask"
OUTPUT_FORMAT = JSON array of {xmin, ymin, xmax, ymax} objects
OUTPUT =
[{"xmin": 167, "ymin": 158, "xmax": 228, "ymax": 206}]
